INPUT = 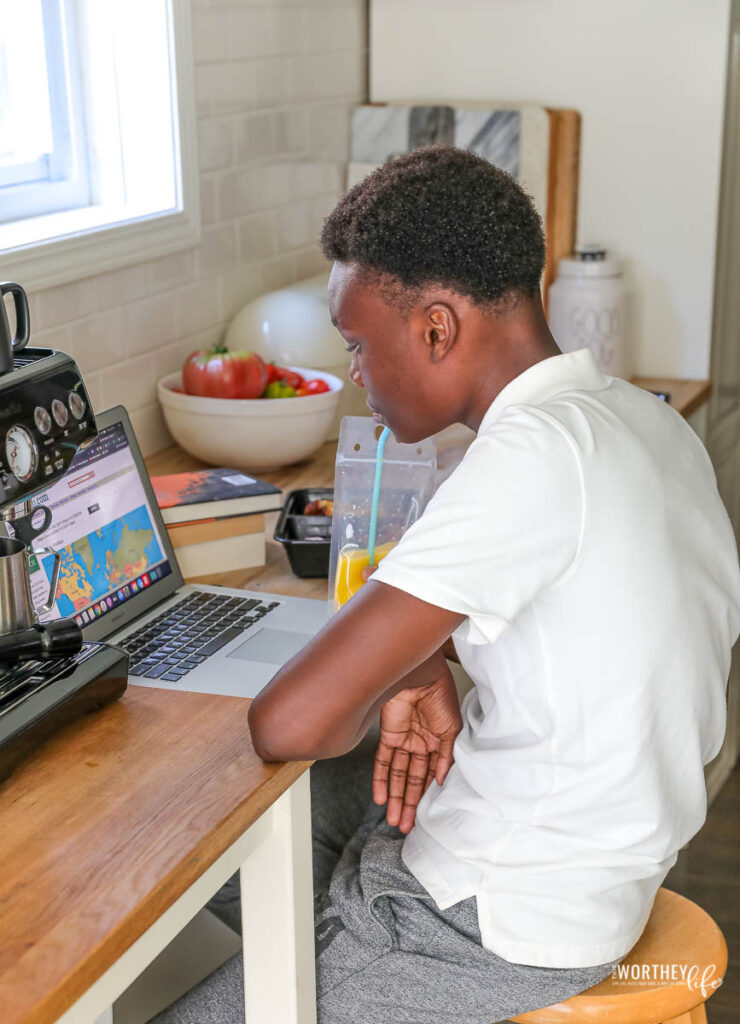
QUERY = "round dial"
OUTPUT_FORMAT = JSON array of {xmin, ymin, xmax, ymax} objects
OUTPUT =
[
  {"xmin": 68, "ymin": 392, "xmax": 86, "ymax": 420},
  {"xmin": 52, "ymin": 398, "xmax": 68, "ymax": 428},
  {"xmin": 5, "ymin": 425, "xmax": 38, "ymax": 484},
  {"xmin": 34, "ymin": 406, "xmax": 52, "ymax": 436}
]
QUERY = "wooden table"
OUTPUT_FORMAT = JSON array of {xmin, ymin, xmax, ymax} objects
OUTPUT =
[
  {"xmin": 0, "ymin": 686, "xmax": 315, "ymax": 1024},
  {"xmin": 0, "ymin": 375, "xmax": 710, "ymax": 1024}
]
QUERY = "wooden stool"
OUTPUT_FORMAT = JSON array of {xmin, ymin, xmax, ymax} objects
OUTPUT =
[{"xmin": 510, "ymin": 888, "xmax": 727, "ymax": 1024}]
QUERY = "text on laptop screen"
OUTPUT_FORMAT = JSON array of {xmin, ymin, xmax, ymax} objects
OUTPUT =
[{"xmin": 28, "ymin": 422, "xmax": 173, "ymax": 627}]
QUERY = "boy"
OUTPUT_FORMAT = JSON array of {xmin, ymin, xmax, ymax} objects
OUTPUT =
[{"xmin": 155, "ymin": 146, "xmax": 740, "ymax": 1024}]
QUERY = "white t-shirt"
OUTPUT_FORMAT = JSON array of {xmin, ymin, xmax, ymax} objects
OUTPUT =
[{"xmin": 372, "ymin": 347, "xmax": 740, "ymax": 969}]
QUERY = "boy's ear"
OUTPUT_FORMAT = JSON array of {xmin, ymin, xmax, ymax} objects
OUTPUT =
[{"xmin": 423, "ymin": 302, "xmax": 458, "ymax": 362}]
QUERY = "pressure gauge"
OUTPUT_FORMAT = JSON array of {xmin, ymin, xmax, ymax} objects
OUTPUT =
[
  {"xmin": 52, "ymin": 398, "xmax": 68, "ymax": 428},
  {"xmin": 68, "ymin": 392, "xmax": 86, "ymax": 420},
  {"xmin": 34, "ymin": 406, "xmax": 52, "ymax": 436},
  {"xmin": 5, "ymin": 425, "xmax": 38, "ymax": 484}
]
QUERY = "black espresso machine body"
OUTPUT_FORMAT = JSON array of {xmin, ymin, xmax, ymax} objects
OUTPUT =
[
  {"xmin": 0, "ymin": 340, "xmax": 128, "ymax": 781},
  {"xmin": 0, "ymin": 347, "xmax": 97, "ymax": 501}
]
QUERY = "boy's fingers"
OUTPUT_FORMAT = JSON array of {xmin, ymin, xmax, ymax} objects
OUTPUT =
[
  {"xmin": 372, "ymin": 740, "xmax": 393, "ymax": 804},
  {"xmin": 435, "ymin": 737, "xmax": 456, "ymax": 786},
  {"xmin": 425, "ymin": 751, "xmax": 438, "ymax": 792},
  {"xmin": 387, "ymin": 747, "xmax": 410, "ymax": 800},
  {"xmin": 398, "ymin": 804, "xmax": 417, "ymax": 833},
  {"xmin": 403, "ymin": 751, "xmax": 430, "ymax": 813},
  {"xmin": 361, "ymin": 564, "xmax": 379, "ymax": 582}
]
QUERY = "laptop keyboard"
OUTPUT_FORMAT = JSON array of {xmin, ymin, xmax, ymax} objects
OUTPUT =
[{"xmin": 118, "ymin": 592, "xmax": 279, "ymax": 682}]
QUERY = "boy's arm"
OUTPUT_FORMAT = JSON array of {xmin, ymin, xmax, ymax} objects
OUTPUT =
[{"xmin": 247, "ymin": 578, "xmax": 464, "ymax": 762}]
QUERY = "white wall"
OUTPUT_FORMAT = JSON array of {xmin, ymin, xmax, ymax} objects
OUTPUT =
[
  {"xmin": 371, "ymin": 0, "xmax": 730, "ymax": 379},
  {"xmin": 29, "ymin": 0, "xmax": 366, "ymax": 457}
]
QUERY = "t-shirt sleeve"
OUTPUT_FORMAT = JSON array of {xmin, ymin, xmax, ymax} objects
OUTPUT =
[{"xmin": 371, "ymin": 409, "xmax": 585, "ymax": 645}]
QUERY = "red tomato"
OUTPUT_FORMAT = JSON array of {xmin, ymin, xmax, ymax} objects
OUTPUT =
[
  {"xmin": 182, "ymin": 347, "xmax": 268, "ymax": 399},
  {"xmin": 300, "ymin": 378, "xmax": 331, "ymax": 395},
  {"xmin": 272, "ymin": 366, "xmax": 306, "ymax": 390}
]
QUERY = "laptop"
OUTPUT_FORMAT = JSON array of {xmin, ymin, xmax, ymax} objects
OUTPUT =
[{"xmin": 33, "ymin": 406, "xmax": 329, "ymax": 699}]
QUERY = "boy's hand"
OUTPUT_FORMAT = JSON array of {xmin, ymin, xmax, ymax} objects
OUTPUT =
[{"xmin": 372, "ymin": 668, "xmax": 462, "ymax": 834}]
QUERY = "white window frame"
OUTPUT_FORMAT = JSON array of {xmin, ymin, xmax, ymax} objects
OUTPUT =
[
  {"xmin": 0, "ymin": 0, "xmax": 200, "ymax": 292},
  {"xmin": 0, "ymin": 0, "xmax": 90, "ymax": 218}
]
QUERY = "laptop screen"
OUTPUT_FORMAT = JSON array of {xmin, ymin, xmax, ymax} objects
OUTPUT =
[{"xmin": 30, "ymin": 418, "xmax": 176, "ymax": 630}]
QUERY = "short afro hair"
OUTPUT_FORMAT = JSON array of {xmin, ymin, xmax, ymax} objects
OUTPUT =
[{"xmin": 320, "ymin": 145, "xmax": 545, "ymax": 312}]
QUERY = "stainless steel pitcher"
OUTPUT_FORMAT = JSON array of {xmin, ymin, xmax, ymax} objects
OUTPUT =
[{"xmin": 0, "ymin": 537, "xmax": 61, "ymax": 635}]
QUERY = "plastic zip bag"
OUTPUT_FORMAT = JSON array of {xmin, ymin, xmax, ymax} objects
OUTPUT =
[{"xmin": 328, "ymin": 417, "xmax": 436, "ymax": 612}]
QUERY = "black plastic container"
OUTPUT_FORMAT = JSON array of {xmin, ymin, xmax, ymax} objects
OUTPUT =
[{"xmin": 274, "ymin": 487, "xmax": 333, "ymax": 578}]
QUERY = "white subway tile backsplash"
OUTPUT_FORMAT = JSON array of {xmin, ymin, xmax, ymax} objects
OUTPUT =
[
  {"xmin": 251, "ymin": 159, "xmax": 292, "ymax": 208},
  {"xmin": 307, "ymin": 103, "xmax": 352, "ymax": 161},
  {"xmin": 33, "ymin": 0, "xmax": 366, "ymax": 456},
  {"xmin": 217, "ymin": 166, "xmax": 260, "ymax": 220},
  {"xmin": 278, "ymin": 200, "xmax": 312, "ymax": 250},
  {"xmin": 197, "ymin": 117, "xmax": 234, "ymax": 171},
  {"xmin": 174, "ymin": 278, "xmax": 223, "ymax": 337},
  {"xmin": 231, "ymin": 8, "xmax": 272, "ymax": 58},
  {"xmin": 129, "ymin": 404, "xmax": 172, "ymax": 458},
  {"xmin": 239, "ymin": 210, "xmax": 279, "ymax": 262},
  {"xmin": 261, "ymin": 253, "xmax": 297, "ymax": 293},
  {"xmin": 30, "ymin": 324, "xmax": 71, "ymax": 353},
  {"xmin": 100, "ymin": 353, "xmax": 159, "ymax": 412},
  {"xmin": 219, "ymin": 264, "xmax": 264, "ymax": 323},
  {"xmin": 274, "ymin": 107, "xmax": 308, "ymax": 154},
  {"xmin": 269, "ymin": 8, "xmax": 306, "ymax": 56},
  {"xmin": 291, "ymin": 160, "xmax": 343, "ymax": 199},
  {"xmin": 35, "ymin": 277, "xmax": 103, "ymax": 330},
  {"xmin": 200, "ymin": 174, "xmax": 218, "ymax": 225},
  {"xmin": 71, "ymin": 309, "xmax": 125, "ymax": 376},
  {"xmin": 253, "ymin": 57, "xmax": 290, "ymax": 109},
  {"xmin": 193, "ymin": 9, "xmax": 231, "ymax": 63},
  {"xmin": 122, "ymin": 294, "xmax": 178, "ymax": 359},
  {"xmin": 83, "ymin": 371, "xmax": 103, "ymax": 415},
  {"xmin": 235, "ymin": 111, "xmax": 278, "ymax": 162},
  {"xmin": 308, "ymin": 192, "xmax": 339, "ymax": 235},
  {"xmin": 197, "ymin": 223, "xmax": 239, "ymax": 278},
  {"xmin": 148, "ymin": 250, "xmax": 197, "ymax": 293},
  {"xmin": 200, "ymin": 60, "xmax": 255, "ymax": 115},
  {"xmin": 94, "ymin": 264, "xmax": 151, "ymax": 308},
  {"xmin": 293, "ymin": 246, "xmax": 330, "ymax": 281},
  {"xmin": 306, "ymin": 4, "xmax": 364, "ymax": 53}
]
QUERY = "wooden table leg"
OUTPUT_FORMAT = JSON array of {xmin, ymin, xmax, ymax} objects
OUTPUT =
[{"xmin": 240, "ymin": 771, "xmax": 317, "ymax": 1024}]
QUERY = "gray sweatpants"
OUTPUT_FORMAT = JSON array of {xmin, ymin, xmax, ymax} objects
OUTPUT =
[{"xmin": 152, "ymin": 732, "xmax": 624, "ymax": 1024}]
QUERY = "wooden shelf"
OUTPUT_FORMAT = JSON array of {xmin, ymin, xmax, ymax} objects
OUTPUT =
[{"xmin": 630, "ymin": 376, "xmax": 712, "ymax": 419}]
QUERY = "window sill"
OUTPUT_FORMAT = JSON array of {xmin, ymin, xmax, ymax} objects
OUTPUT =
[{"xmin": 0, "ymin": 198, "xmax": 201, "ymax": 292}]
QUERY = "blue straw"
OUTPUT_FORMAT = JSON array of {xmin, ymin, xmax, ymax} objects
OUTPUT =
[{"xmin": 367, "ymin": 426, "xmax": 391, "ymax": 566}]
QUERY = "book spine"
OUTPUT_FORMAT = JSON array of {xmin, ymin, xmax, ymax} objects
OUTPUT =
[
  {"xmin": 175, "ymin": 532, "xmax": 266, "ymax": 580},
  {"xmin": 168, "ymin": 514, "xmax": 265, "ymax": 548}
]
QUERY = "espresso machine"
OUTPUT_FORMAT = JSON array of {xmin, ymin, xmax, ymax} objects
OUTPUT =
[{"xmin": 0, "ymin": 282, "xmax": 128, "ymax": 782}]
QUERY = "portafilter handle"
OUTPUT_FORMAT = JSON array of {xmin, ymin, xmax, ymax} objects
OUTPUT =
[{"xmin": 0, "ymin": 619, "xmax": 83, "ymax": 661}]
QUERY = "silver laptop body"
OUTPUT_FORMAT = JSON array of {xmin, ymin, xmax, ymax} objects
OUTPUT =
[{"xmin": 35, "ymin": 406, "xmax": 329, "ymax": 699}]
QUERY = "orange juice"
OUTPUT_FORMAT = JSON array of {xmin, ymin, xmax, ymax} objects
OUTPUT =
[{"xmin": 333, "ymin": 540, "xmax": 397, "ymax": 610}]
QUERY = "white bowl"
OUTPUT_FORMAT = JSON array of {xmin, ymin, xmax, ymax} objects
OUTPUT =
[{"xmin": 157, "ymin": 366, "xmax": 343, "ymax": 472}]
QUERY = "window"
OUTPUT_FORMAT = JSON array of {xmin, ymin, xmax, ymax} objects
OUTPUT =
[{"xmin": 0, "ymin": 0, "xmax": 199, "ymax": 290}]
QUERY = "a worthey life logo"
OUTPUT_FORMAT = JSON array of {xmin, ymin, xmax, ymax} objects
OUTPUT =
[{"xmin": 611, "ymin": 961, "xmax": 723, "ymax": 999}]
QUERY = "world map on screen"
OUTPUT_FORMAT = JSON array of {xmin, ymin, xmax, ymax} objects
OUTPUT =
[{"xmin": 42, "ymin": 505, "xmax": 163, "ymax": 615}]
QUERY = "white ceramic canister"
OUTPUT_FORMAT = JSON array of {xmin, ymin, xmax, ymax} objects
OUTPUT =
[{"xmin": 548, "ymin": 246, "xmax": 631, "ymax": 378}]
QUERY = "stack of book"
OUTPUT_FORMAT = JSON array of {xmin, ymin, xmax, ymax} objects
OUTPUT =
[{"xmin": 150, "ymin": 468, "xmax": 283, "ymax": 579}]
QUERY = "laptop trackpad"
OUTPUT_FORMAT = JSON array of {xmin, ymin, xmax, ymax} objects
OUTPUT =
[{"xmin": 226, "ymin": 627, "xmax": 313, "ymax": 666}]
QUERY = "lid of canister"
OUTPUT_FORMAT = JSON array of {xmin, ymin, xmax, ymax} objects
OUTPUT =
[{"xmin": 557, "ymin": 245, "xmax": 622, "ymax": 278}]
